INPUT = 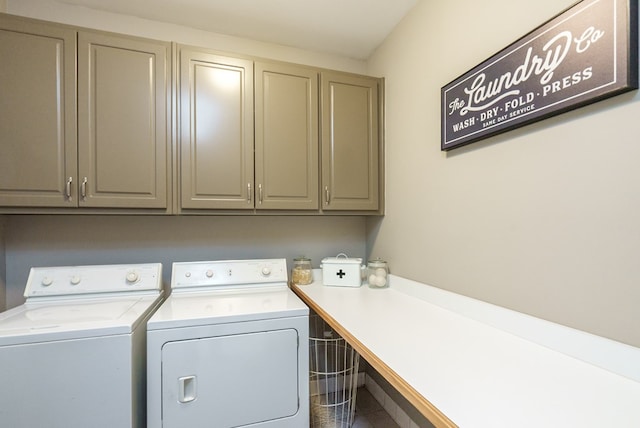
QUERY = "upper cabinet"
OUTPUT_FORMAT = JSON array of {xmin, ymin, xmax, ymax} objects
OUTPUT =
[
  {"xmin": 178, "ymin": 47, "xmax": 255, "ymax": 210},
  {"xmin": 321, "ymin": 72, "xmax": 380, "ymax": 211},
  {"xmin": 0, "ymin": 16, "xmax": 77, "ymax": 207},
  {"xmin": 179, "ymin": 51, "xmax": 382, "ymax": 214},
  {"xmin": 0, "ymin": 14, "xmax": 171, "ymax": 211},
  {"xmin": 178, "ymin": 50, "xmax": 321, "ymax": 212},
  {"xmin": 77, "ymin": 31, "xmax": 170, "ymax": 209},
  {"xmin": 255, "ymin": 61, "xmax": 319, "ymax": 210},
  {"xmin": 1, "ymin": 14, "xmax": 383, "ymax": 215}
]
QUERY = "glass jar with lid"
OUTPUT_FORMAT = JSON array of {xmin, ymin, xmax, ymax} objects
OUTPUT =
[
  {"xmin": 291, "ymin": 256, "xmax": 313, "ymax": 285},
  {"xmin": 366, "ymin": 258, "xmax": 389, "ymax": 288}
]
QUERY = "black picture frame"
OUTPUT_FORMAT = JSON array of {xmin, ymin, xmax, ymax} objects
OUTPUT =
[{"xmin": 441, "ymin": 0, "xmax": 639, "ymax": 151}]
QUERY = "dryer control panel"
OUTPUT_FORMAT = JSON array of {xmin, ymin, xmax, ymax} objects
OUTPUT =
[
  {"xmin": 171, "ymin": 259, "xmax": 288, "ymax": 291},
  {"xmin": 24, "ymin": 263, "xmax": 163, "ymax": 299}
]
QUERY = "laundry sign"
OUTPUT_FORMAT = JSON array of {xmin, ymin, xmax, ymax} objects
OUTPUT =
[{"xmin": 441, "ymin": 0, "xmax": 638, "ymax": 150}]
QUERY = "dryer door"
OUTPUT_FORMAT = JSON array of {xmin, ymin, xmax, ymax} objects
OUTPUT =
[{"xmin": 161, "ymin": 328, "xmax": 300, "ymax": 427}]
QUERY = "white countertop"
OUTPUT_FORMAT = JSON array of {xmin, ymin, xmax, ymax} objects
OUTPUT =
[{"xmin": 291, "ymin": 271, "xmax": 640, "ymax": 428}]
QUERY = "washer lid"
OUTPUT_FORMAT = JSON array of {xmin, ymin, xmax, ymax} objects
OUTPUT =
[
  {"xmin": 147, "ymin": 288, "xmax": 308, "ymax": 330},
  {"xmin": 0, "ymin": 294, "xmax": 163, "ymax": 346}
]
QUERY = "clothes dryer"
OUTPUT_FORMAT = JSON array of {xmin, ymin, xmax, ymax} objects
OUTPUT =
[
  {"xmin": 147, "ymin": 258, "xmax": 309, "ymax": 428},
  {"xmin": 0, "ymin": 263, "xmax": 164, "ymax": 428}
]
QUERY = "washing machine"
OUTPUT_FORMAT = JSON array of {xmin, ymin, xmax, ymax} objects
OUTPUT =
[
  {"xmin": 147, "ymin": 258, "xmax": 309, "ymax": 428},
  {"xmin": 0, "ymin": 263, "xmax": 164, "ymax": 428}
]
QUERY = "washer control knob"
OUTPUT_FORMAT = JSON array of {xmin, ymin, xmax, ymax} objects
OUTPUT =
[
  {"xmin": 206, "ymin": 269, "xmax": 214, "ymax": 278},
  {"xmin": 184, "ymin": 272, "xmax": 191, "ymax": 278},
  {"xmin": 126, "ymin": 271, "xmax": 139, "ymax": 284},
  {"xmin": 41, "ymin": 277, "xmax": 53, "ymax": 287},
  {"xmin": 261, "ymin": 266, "xmax": 272, "ymax": 277},
  {"xmin": 70, "ymin": 275, "xmax": 81, "ymax": 285}
]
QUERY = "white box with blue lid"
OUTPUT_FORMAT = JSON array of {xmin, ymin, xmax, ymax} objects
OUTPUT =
[{"xmin": 320, "ymin": 253, "xmax": 363, "ymax": 287}]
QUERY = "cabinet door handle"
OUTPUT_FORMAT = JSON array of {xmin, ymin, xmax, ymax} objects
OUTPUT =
[
  {"xmin": 247, "ymin": 183, "xmax": 252, "ymax": 204},
  {"xmin": 65, "ymin": 177, "xmax": 73, "ymax": 201},
  {"xmin": 81, "ymin": 177, "xmax": 88, "ymax": 200},
  {"xmin": 258, "ymin": 184, "xmax": 263, "ymax": 204},
  {"xmin": 325, "ymin": 186, "xmax": 330, "ymax": 205}
]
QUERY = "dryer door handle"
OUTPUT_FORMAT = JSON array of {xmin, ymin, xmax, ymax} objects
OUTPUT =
[{"xmin": 178, "ymin": 376, "xmax": 197, "ymax": 403}]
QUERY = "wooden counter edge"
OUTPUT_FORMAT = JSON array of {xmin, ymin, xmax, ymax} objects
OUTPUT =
[{"xmin": 291, "ymin": 284, "xmax": 458, "ymax": 428}]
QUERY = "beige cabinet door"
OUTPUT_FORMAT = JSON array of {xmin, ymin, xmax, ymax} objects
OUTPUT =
[
  {"xmin": 255, "ymin": 62, "xmax": 319, "ymax": 210},
  {"xmin": 78, "ymin": 31, "xmax": 170, "ymax": 208},
  {"xmin": 179, "ymin": 48, "xmax": 254, "ymax": 209},
  {"xmin": 321, "ymin": 72, "xmax": 380, "ymax": 211},
  {"xmin": 0, "ymin": 16, "xmax": 77, "ymax": 207}
]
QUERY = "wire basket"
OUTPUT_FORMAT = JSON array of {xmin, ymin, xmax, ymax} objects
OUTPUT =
[{"xmin": 309, "ymin": 314, "xmax": 361, "ymax": 428}]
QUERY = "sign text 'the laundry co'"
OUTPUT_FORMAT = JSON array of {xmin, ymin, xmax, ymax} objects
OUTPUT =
[{"xmin": 441, "ymin": 0, "xmax": 638, "ymax": 150}]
